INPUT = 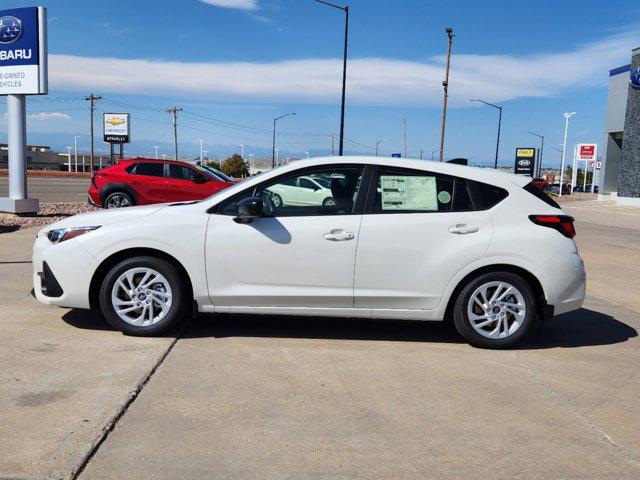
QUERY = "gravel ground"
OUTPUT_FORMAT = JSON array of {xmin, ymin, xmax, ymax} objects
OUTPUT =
[{"xmin": 0, "ymin": 203, "xmax": 100, "ymax": 234}]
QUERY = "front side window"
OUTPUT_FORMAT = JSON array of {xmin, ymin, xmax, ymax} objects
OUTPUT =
[
  {"xmin": 134, "ymin": 163, "xmax": 164, "ymax": 177},
  {"xmin": 219, "ymin": 166, "xmax": 365, "ymax": 217},
  {"xmin": 169, "ymin": 164, "xmax": 209, "ymax": 183}
]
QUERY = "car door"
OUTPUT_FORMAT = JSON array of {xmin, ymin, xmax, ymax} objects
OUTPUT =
[
  {"xmin": 354, "ymin": 166, "xmax": 493, "ymax": 311},
  {"xmin": 167, "ymin": 164, "xmax": 216, "ymax": 202},
  {"xmin": 206, "ymin": 164, "xmax": 368, "ymax": 308},
  {"xmin": 128, "ymin": 162, "xmax": 168, "ymax": 204}
]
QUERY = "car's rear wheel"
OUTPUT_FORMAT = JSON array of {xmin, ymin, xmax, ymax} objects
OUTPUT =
[
  {"xmin": 453, "ymin": 271, "xmax": 537, "ymax": 349},
  {"xmin": 99, "ymin": 256, "xmax": 186, "ymax": 336},
  {"xmin": 104, "ymin": 191, "xmax": 133, "ymax": 209}
]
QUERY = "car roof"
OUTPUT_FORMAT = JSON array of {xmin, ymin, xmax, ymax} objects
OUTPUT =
[
  {"xmin": 121, "ymin": 157, "xmax": 196, "ymax": 167},
  {"xmin": 275, "ymin": 156, "xmax": 530, "ymax": 189}
]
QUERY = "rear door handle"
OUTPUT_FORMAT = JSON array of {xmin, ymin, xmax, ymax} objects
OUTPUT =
[
  {"xmin": 323, "ymin": 229, "xmax": 355, "ymax": 241},
  {"xmin": 449, "ymin": 224, "xmax": 479, "ymax": 235}
]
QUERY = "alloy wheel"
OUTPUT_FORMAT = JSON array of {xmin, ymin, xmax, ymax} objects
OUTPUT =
[
  {"xmin": 111, "ymin": 267, "xmax": 173, "ymax": 327},
  {"xmin": 467, "ymin": 281, "xmax": 526, "ymax": 339},
  {"xmin": 106, "ymin": 193, "xmax": 131, "ymax": 208}
]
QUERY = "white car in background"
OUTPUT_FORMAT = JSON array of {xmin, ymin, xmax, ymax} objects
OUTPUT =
[
  {"xmin": 266, "ymin": 175, "xmax": 335, "ymax": 208},
  {"xmin": 33, "ymin": 156, "xmax": 586, "ymax": 348}
]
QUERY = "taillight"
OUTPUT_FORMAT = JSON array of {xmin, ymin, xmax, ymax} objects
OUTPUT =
[{"xmin": 529, "ymin": 215, "xmax": 576, "ymax": 238}]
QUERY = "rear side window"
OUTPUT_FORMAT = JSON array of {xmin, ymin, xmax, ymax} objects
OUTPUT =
[
  {"xmin": 125, "ymin": 163, "xmax": 137, "ymax": 174},
  {"xmin": 474, "ymin": 181, "xmax": 509, "ymax": 209},
  {"xmin": 134, "ymin": 163, "xmax": 164, "ymax": 177},
  {"xmin": 523, "ymin": 181, "xmax": 560, "ymax": 209},
  {"xmin": 374, "ymin": 168, "xmax": 454, "ymax": 213}
]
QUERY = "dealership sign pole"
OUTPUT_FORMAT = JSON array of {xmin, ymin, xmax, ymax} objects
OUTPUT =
[{"xmin": 0, "ymin": 7, "xmax": 47, "ymax": 214}]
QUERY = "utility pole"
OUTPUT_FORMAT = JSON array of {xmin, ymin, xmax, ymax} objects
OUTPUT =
[
  {"xmin": 526, "ymin": 131, "xmax": 544, "ymax": 178},
  {"xmin": 419, "ymin": 148, "xmax": 423, "ymax": 160},
  {"xmin": 439, "ymin": 28, "xmax": 454, "ymax": 162},
  {"xmin": 330, "ymin": 133, "xmax": 335, "ymax": 156},
  {"xmin": 84, "ymin": 93, "xmax": 101, "ymax": 173},
  {"xmin": 74, "ymin": 136, "xmax": 79, "ymax": 172},
  {"xmin": 239, "ymin": 144, "xmax": 244, "ymax": 158},
  {"xmin": 153, "ymin": 145, "xmax": 159, "ymax": 159},
  {"xmin": 167, "ymin": 106, "xmax": 183, "ymax": 161},
  {"xmin": 559, "ymin": 112, "xmax": 576, "ymax": 197},
  {"xmin": 403, "ymin": 118, "xmax": 407, "ymax": 158}
]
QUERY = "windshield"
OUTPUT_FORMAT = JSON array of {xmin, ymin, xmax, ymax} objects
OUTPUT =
[{"xmin": 196, "ymin": 164, "xmax": 236, "ymax": 183}]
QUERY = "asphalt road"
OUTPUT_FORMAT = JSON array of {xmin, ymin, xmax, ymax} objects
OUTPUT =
[
  {"xmin": 0, "ymin": 175, "xmax": 90, "ymax": 203},
  {"xmin": 1, "ymin": 200, "xmax": 639, "ymax": 479}
]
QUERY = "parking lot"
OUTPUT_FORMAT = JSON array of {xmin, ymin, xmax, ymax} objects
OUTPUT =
[{"xmin": 1, "ymin": 199, "xmax": 639, "ymax": 479}]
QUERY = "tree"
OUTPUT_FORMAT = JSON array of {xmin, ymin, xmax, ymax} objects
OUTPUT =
[
  {"xmin": 206, "ymin": 160, "xmax": 222, "ymax": 171},
  {"xmin": 221, "ymin": 154, "xmax": 248, "ymax": 177}
]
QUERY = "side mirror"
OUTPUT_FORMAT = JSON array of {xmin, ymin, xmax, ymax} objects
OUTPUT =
[{"xmin": 234, "ymin": 196, "xmax": 264, "ymax": 224}]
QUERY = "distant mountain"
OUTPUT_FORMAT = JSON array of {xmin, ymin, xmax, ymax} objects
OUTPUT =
[{"xmin": 0, "ymin": 131, "xmax": 370, "ymax": 160}]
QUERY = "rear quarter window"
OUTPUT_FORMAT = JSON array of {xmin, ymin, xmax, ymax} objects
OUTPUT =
[
  {"xmin": 474, "ymin": 181, "xmax": 509, "ymax": 209},
  {"xmin": 523, "ymin": 181, "xmax": 560, "ymax": 209}
]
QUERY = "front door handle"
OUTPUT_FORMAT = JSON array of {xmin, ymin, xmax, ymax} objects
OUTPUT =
[
  {"xmin": 323, "ymin": 229, "xmax": 355, "ymax": 241},
  {"xmin": 449, "ymin": 223, "xmax": 479, "ymax": 235}
]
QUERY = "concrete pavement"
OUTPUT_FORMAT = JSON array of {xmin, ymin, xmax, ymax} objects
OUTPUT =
[
  {"xmin": 0, "ymin": 176, "xmax": 90, "ymax": 203},
  {"xmin": 0, "ymin": 200, "xmax": 638, "ymax": 479}
]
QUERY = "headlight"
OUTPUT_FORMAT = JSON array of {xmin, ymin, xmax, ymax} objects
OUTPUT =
[{"xmin": 47, "ymin": 226, "xmax": 101, "ymax": 244}]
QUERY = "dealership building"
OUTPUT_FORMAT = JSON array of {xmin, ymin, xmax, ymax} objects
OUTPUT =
[{"xmin": 601, "ymin": 47, "xmax": 640, "ymax": 204}]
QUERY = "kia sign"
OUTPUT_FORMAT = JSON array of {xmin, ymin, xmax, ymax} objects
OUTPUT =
[
  {"xmin": 514, "ymin": 147, "xmax": 536, "ymax": 177},
  {"xmin": 103, "ymin": 113, "xmax": 130, "ymax": 143},
  {"xmin": 0, "ymin": 7, "xmax": 47, "ymax": 95},
  {"xmin": 577, "ymin": 144, "xmax": 597, "ymax": 162}
]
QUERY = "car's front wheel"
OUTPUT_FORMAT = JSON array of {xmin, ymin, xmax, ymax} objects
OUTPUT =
[
  {"xmin": 453, "ymin": 271, "xmax": 537, "ymax": 349},
  {"xmin": 99, "ymin": 256, "xmax": 186, "ymax": 336}
]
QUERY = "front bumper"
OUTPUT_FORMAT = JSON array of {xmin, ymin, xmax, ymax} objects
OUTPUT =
[{"xmin": 33, "ymin": 234, "xmax": 97, "ymax": 309}]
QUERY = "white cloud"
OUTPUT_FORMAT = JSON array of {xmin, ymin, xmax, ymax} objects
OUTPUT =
[
  {"xmin": 197, "ymin": 0, "xmax": 259, "ymax": 10},
  {"xmin": 47, "ymin": 29, "xmax": 640, "ymax": 108},
  {"xmin": 26, "ymin": 112, "xmax": 72, "ymax": 121}
]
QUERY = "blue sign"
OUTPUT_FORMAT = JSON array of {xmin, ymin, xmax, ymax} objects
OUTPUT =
[
  {"xmin": 0, "ymin": 7, "xmax": 47, "ymax": 95},
  {"xmin": 391, "ymin": 152, "xmax": 402, "ymax": 158},
  {"xmin": 0, "ymin": 16, "xmax": 24, "ymax": 44},
  {"xmin": 631, "ymin": 67, "xmax": 640, "ymax": 89}
]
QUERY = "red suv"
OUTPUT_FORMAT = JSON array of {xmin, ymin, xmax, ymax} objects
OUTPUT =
[{"xmin": 88, "ymin": 159, "xmax": 236, "ymax": 208}]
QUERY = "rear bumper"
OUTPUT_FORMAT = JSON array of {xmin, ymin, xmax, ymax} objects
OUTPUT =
[{"xmin": 541, "ymin": 244, "xmax": 586, "ymax": 316}]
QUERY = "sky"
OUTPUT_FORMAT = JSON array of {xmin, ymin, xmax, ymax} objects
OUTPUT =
[{"xmin": 0, "ymin": 0, "xmax": 639, "ymax": 165}]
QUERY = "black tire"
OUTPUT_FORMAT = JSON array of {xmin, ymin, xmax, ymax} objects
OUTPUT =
[
  {"xmin": 453, "ymin": 271, "xmax": 538, "ymax": 349},
  {"xmin": 322, "ymin": 197, "xmax": 336, "ymax": 206},
  {"xmin": 99, "ymin": 256, "xmax": 186, "ymax": 336},
  {"xmin": 104, "ymin": 191, "xmax": 134, "ymax": 209}
]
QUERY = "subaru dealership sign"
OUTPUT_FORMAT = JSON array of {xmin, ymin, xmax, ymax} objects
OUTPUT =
[{"xmin": 0, "ymin": 7, "xmax": 47, "ymax": 95}]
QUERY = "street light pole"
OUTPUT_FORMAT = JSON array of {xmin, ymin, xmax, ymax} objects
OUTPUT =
[
  {"xmin": 74, "ymin": 136, "xmax": 79, "ymax": 172},
  {"xmin": 153, "ymin": 145, "xmax": 159, "ymax": 159},
  {"xmin": 272, "ymin": 113, "xmax": 295, "ymax": 168},
  {"xmin": 559, "ymin": 112, "xmax": 576, "ymax": 197},
  {"xmin": 197, "ymin": 139, "xmax": 203, "ymax": 164},
  {"xmin": 439, "ymin": 27, "xmax": 455, "ymax": 162},
  {"xmin": 471, "ymin": 99, "xmax": 502, "ymax": 169},
  {"xmin": 526, "ymin": 131, "xmax": 544, "ymax": 177},
  {"xmin": 239, "ymin": 144, "xmax": 244, "ymax": 159},
  {"xmin": 375, "ymin": 139, "xmax": 384, "ymax": 156},
  {"xmin": 315, "ymin": 0, "xmax": 349, "ymax": 156}
]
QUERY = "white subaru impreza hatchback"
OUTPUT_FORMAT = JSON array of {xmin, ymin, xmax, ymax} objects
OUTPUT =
[{"xmin": 33, "ymin": 157, "xmax": 585, "ymax": 348}]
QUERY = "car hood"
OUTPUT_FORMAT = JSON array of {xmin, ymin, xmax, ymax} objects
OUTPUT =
[{"xmin": 37, "ymin": 204, "xmax": 167, "ymax": 236}]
